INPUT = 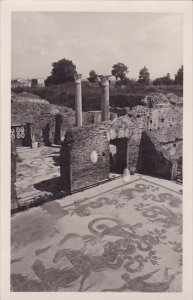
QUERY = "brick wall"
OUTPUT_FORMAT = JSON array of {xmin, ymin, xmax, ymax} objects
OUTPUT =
[
  {"xmin": 61, "ymin": 125, "xmax": 109, "ymax": 192},
  {"xmin": 60, "ymin": 116, "xmax": 142, "ymax": 193}
]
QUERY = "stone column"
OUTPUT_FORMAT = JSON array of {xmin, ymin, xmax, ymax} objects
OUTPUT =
[
  {"xmin": 100, "ymin": 76, "xmax": 110, "ymax": 121},
  {"xmin": 74, "ymin": 74, "xmax": 82, "ymax": 127}
]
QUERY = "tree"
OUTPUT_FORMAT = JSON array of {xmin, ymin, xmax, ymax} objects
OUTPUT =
[
  {"xmin": 138, "ymin": 66, "xmax": 150, "ymax": 84},
  {"xmin": 164, "ymin": 73, "xmax": 173, "ymax": 85},
  {"xmin": 174, "ymin": 65, "xmax": 183, "ymax": 85},
  {"xmin": 153, "ymin": 73, "xmax": 174, "ymax": 86},
  {"xmin": 111, "ymin": 62, "xmax": 128, "ymax": 82},
  {"xmin": 87, "ymin": 70, "xmax": 98, "ymax": 85},
  {"xmin": 31, "ymin": 79, "xmax": 38, "ymax": 87},
  {"xmin": 45, "ymin": 58, "xmax": 77, "ymax": 85}
]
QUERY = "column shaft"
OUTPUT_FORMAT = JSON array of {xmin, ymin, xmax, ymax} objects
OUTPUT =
[
  {"xmin": 75, "ymin": 77, "xmax": 82, "ymax": 127},
  {"xmin": 101, "ymin": 77, "xmax": 110, "ymax": 121}
]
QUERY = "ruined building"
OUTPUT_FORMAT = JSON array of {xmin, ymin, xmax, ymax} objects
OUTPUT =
[
  {"xmin": 60, "ymin": 76, "xmax": 182, "ymax": 193},
  {"xmin": 11, "ymin": 76, "xmax": 182, "ymax": 209}
]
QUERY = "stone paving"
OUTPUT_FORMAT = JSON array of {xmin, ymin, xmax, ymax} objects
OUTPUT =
[
  {"xmin": 16, "ymin": 146, "xmax": 61, "ymax": 206},
  {"xmin": 11, "ymin": 176, "xmax": 182, "ymax": 292}
]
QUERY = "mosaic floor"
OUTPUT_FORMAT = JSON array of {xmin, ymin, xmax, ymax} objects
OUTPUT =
[
  {"xmin": 11, "ymin": 178, "xmax": 182, "ymax": 292},
  {"xmin": 16, "ymin": 146, "xmax": 61, "ymax": 205}
]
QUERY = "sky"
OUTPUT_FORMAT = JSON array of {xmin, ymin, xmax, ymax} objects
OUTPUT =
[{"xmin": 11, "ymin": 12, "xmax": 183, "ymax": 80}]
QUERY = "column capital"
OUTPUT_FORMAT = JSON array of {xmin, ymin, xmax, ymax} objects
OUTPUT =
[
  {"xmin": 99, "ymin": 75, "xmax": 111, "ymax": 87},
  {"xmin": 74, "ymin": 74, "xmax": 82, "ymax": 84}
]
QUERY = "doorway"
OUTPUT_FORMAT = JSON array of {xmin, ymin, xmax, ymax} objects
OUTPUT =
[{"xmin": 109, "ymin": 138, "xmax": 129, "ymax": 174}]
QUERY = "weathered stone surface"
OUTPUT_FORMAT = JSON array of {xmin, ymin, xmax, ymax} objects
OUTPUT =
[
  {"xmin": 139, "ymin": 128, "xmax": 182, "ymax": 179},
  {"xmin": 141, "ymin": 92, "xmax": 171, "ymax": 108},
  {"xmin": 61, "ymin": 125, "xmax": 110, "ymax": 192},
  {"xmin": 11, "ymin": 140, "xmax": 19, "ymax": 210},
  {"xmin": 167, "ymin": 93, "xmax": 183, "ymax": 106}
]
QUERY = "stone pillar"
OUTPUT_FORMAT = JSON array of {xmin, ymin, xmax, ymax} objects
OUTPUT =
[
  {"xmin": 74, "ymin": 74, "xmax": 82, "ymax": 127},
  {"xmin": 100, "ymin": 76, "xmax": 110, "ymax": 121}
]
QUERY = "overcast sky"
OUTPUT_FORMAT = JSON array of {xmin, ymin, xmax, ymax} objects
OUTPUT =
[{"xmin": 11, "ymin": 12, "xmax": 183, "ymax": 80}]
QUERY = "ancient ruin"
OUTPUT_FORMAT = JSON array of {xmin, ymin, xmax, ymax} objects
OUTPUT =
[{"xmin": 11, "ymin": 78, "xmax": 183, "ymax": 210}]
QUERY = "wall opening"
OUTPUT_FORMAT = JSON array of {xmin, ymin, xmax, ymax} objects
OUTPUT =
[
  {"xmin": 54, "ymin": 114, "xmax": 63, "ymax": 145},
  {"xmin": 43, "ymin": 124, "xmax": 51, "ymax": 146},
  {"xmin": 109, "ymin": 138, "xmax": 128, "ymax": 174},
  {"xmin": 11, "ymin": 124, "xmax": 32, "ymax": 148}
]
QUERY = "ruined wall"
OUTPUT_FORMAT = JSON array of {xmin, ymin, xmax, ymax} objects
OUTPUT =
[
  {"xmin": 60, "ymin": 116, "xmax": 143, "ymax": 193},
  {"xmin": 12, "ymin": 93, "xmax": 113, "ymax": 146},
  {"xmin": 139, "ymin": 131, "xmax": 173, "ymax": 179},
  {"xmin": 11, "ymin": 93, "xmax": 76, "ymax": 146},
  {"xmin": 11, "ymin": 140, "xmax": 19, "ymax": 211},
  {"xmin": 128, "ymin": 105, "xmax": 182, "ymax": 131},
  {"xmin": 147, "ymin": 107, "xmax": 182, "ymax": 131},
  {"xmin": 139, "ymin": 124, "xmax": 182, "ymax": 180},
  {"xmin": 12, "ymin": 100, "xmax": 56, "ymax": 145},
  {"xmin": 61, "ymin": 125, "xmax": 110, "ymax": 192}
]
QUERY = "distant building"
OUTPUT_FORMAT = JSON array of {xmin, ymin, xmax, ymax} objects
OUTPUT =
[
  {"xmin": 31, "ymin": 78, "xmax": 45, "ymax": 87},
  {"xmin": 11, "ymin": 79, "xmax": 31, "ymax": 88},
  {"xmin": 11, "ymin": 78, "xmax": 45, "ymax": 89}
]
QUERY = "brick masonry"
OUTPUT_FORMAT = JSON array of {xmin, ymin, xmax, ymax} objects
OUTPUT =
[{"xmin": 61, "ymin": 100, "xmax": 182, "ymax": 193}]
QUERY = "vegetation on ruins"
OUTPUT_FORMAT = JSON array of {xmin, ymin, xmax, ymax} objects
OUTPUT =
[
  {"xmin": 153, "ymin": 73, "xmax": 174, "ymax": 86},
  {"xmin": 138, "ymin": 66, "xmax": 150, "ymax": 85},
  {"xmin": 87, "ymin": 70, "xmax": 98, "ymax": 85},
  {"xmin": 111, "ymin": 62, "xmax": 128, "ymax": 83},
  {"xmin": 45, "ymin": 58, "xmax": 77, "ymax": 85}
]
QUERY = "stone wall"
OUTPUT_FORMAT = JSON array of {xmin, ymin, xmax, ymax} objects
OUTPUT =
[
  {"xmin": 139, "ymin": 131, "xmax": 173, "ymax": 179},
  {"xmin": 11, "ymin": 140, "xmax": 19, "ymax": 211},
  {"xmin": 139, "ymin": 125, "xmax": 182, "ymax": 180},
  {"xmin": 12, "ymin": 94, "xmax": 77, "ymax": 146},
  {"xmin": 61, "ymin": 125, "xmax": 110, "ymax": 192},
  {"xmin": 60, "ymin": 116, "xmax": 142, "ymax": 193},
  {"xmin": 147, "ymin": 107, "xmax": 182, "ymax": 131},
  {"xmin": 12, "ymin": 100, "xmax": 56, "ymax": 145},
  {"xmin": 128, "ymin": 105, "xmax": 182, "ymax": 132}
]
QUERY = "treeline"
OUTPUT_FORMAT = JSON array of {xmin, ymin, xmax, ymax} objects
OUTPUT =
[{"xmin": 44, "ymin": 58, "xmax": 183, "ymax": 87}]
